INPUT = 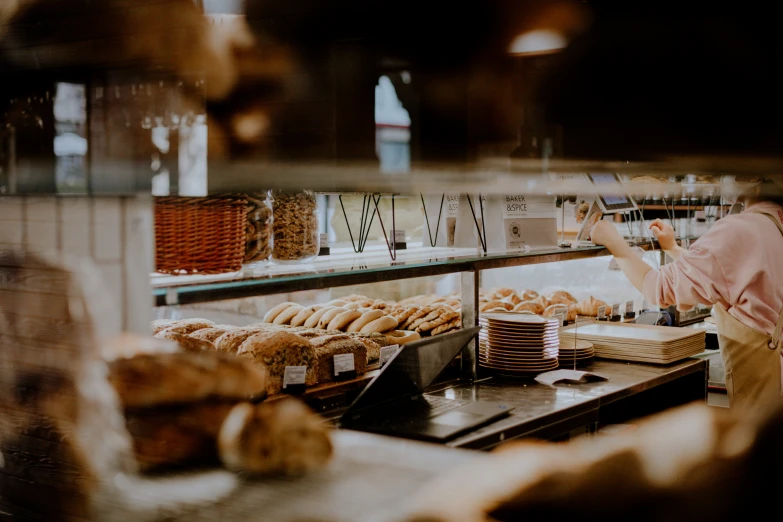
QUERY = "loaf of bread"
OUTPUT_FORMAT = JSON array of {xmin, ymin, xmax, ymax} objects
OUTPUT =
[
  {"xmin": 309, "ymin": 334, "xmax": 368, "ymax": 383},
  {"xmin": 154, "ymin": 330, "xmax": 216, "ymax": 353},
  {"xmin": 214, "ymin": 328, "xmax": 265, "ymax": 354},
  {"xmin": 237, "ymin": 331, "xmax": 317, "ymax": 394},
  {"xmin": 108, "ymin": 351, "xmax": 269, "ymax": 408},
  {"xmin": 159, "ymin": 318, "xmax": 216, "ymax": 335}
]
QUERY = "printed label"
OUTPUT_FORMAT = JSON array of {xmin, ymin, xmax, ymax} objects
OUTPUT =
[
  {"xmin": 611, "ymin": 304, "xmax": 620, "ymax": 317},
  {"xmin": 446, "ymin": 195, "xmax": 460, "ymax": 217},
  {"xmin": 597, "ymin": 305, "xmax": 607, "ymax": 319},
  {"xmin": 393, "ymin": 229, "xmax": 406, "ymax": 244},
  {"xmin": 320, "ymin": 233, "xmax": 328, "ymax": 246},
  {"xmin": 626, "ymin": 301, "xmax": 634, "ymax": 315},
  {"xmin": 502, "ymin": 195, "xmax": 557, "ymax": 219},
  {"xmin": 333, "ymin": 353, "xmax": 355, "ymax": 376},
  {"xmin": 283, "ymin": 366, "xmax": 307, "ymax": 388},
  {"xmin": 379, "ymin": 344, "xmax": 400, "ymax": 367}
]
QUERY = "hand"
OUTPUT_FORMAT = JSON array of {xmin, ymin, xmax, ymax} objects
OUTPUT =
[
  {"xmin": 649, "ymin": 219, "xmax": 677, "ymax": 251},
  {"xmin": 589, "ymin": 220, "xmax": 624, "ymax": 250}
]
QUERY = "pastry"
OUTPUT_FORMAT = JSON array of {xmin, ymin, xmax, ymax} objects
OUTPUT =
[
  {"xmin": 237, "ymin": 331, "xmax": 317, "ymax": 394},
  {"xmin": 108, "ymin": 350, "xmax": 269, "ymax": 408},
  {"xmin": 505, "ymin": 294, "xmax": 523, "ymax": 306},
  {"xmin": 215, "ymin": 328, "xmax": 265, "ymax": 354},
  {"xmin": 309, "ymin": 334, "xmax": 368, "ymax": 383},
  {"xmin": 544, "ymin": 304, "xmax": 576, "ymax": 322},
  {"xmin": 481, "ymin": 300, "xmax": 514, "ymax": 312},
  {"xmin": 155, "ymin": 331, "xmax": 216, "ymax": 353},
  {"xmin": 513, "ymin": 301, "xmax": 544, "ymax": 314},
  {"xmin": 491, "ymin": 287, "xmax": 515, "ymax": 299},
  {"xmin": 409, "ymin": 308, "xmax": 449, "ymax": 331},
  {"xmin": 218, "ymin": 400, "xmax": 332, "ymax": 476},
  {"xmin": 416, "ymin": 311, "xmax": 461, "ymax": 333},
  {"xmin": 360, "ymin": 315, "xmax": 399, "ymax": 334},
  {"xmin": 533, "ymin": 295, "xmax": 551, "ymax": 309},
  {"xmin": 402, "ymin": 308, "xmax": 430, "ymax": 329},
  {"xmin": 160, "ymin": 318, "xmax": 216, "ymax": 335},
  {"xmin": 392, "ymin": 306, "xmax": 419, "ymax": 325},
  {"xmin": 273, "ymin": 305, "xmax": 304, "ymax": 325},
  {"xmin": 324, "ymin": 299, "xmax": 348, "ymax": 307},
  {"xmin": 290, "ymin": 305, "xmax": 322, "ymax": 327},
  {"xmin": 432, "ymin": 318, "xmax": 462, "ymax": 335},
  {"xmin": 521, "ymin": 290, "xmax": 539, "ymax": 301},
  {"xmin": 304, "ymin": 306, "xmax": 335, "ymax": 328},
  {"xmin": 263, "ymin": 302, "xmax": 297, "ymax": 323},
  {"xmin": 318, "ymin": 307, "xmax": 348, "ymax": 329},
  {"xmin": 346, "ymin": 309, "xmax": 385, "ymax": 333},
  {"xmin": 190, "ymin": 327, "xmax": 233, "ymax": 343},
  {"xmin": 571, "ymin": 296, "xmax": 609, "ymax": 317},
  {"xmin": 384, "ymin": 330, "xmax": 422, "ymax": 345},
  {"xmin": 343, "ymin": 302, "xmax": 362, "ymax": 310},
  {"xmin": 549, "ymin": 290, "xmax": 578, "ymax": 306},
  {"xmin": 327, "ymin": 310, "xmax": 363, "ymax": 331}
]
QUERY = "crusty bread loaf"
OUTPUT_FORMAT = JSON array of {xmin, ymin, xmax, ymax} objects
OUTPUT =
[
  {"xmin": 217, "ymin": 400, "xmax": 332, "ymax": 476},
  {"xmin": 152, "ymin": 319, "xmax": 177, "ymax": 335},
  {"xmin": 190, "ymin": 326, "xmax": 233, "ymax": 343},
  {"xmin": 214, "ymin": 328, "xmax": 265, "ymax": 354},
  {"xmin": 159, "ymin": 318, "xmax": 216, "ymax": 335},
  {"xmin": 237, "ymin": 331, "xmax": 316, "ymax": 394},
  {"xmin": 154, "ymin": 330, "xmax": 216, "ymax": 353},
  {"xmin": 309, "ymin": 334, "xmax": 368, "ymax": 383},
  {"xmin": 108, "ymin": 351, "xmax": 269, "ymax": 408}
]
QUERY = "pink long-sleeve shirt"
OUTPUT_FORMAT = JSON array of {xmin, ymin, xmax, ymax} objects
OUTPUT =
[{"xmin": 643, "ymin": 202, "xmax": 783, "ymax": 335}]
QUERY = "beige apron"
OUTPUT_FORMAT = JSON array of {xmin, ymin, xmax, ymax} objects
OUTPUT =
[{"xmin": 715, "ymin": 208, "xmax": 783, "ymax": 417}]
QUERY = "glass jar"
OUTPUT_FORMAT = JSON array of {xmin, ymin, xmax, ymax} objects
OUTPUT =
[
  {"xmin": 270, "ymin": 190, "xmax": 320, "ymax": 263},
  {"xmin": 243, "ymin": 193, "xmax": 273, "ymax": 265}
]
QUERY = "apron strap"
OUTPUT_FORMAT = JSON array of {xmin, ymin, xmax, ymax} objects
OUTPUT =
[{"xmin": 756, "ymin": 212, "xmax": 783, "ymax": 347}]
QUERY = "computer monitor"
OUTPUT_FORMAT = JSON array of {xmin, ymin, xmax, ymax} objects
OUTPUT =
[{"xmin": 585, "ymin": 173, "xmax": 639, "ymax": 214}]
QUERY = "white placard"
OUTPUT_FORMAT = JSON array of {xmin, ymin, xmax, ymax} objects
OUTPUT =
[
  {"xmin": 333, "ymin": 353, "xmax": 355, "ymax": 376},
  {"xmin": 320, "ymin": 233, "xmax": 328, "ymax": 245},
  {"xmin": 393, "ymin": 229, "xmax": 406, "ymax": 244},
  {"xmin": 502, "ymin": 195, "xmax": 558, "ymax": 219},
  {"xmin": 379, "ymin": 344, "xmax": 400, "ymax": 367},
  {"xmin": 598, "ymin": 305, "xmax": 607, "ymax": 320},
  {"xmin": 283, "ymin": 366, "xmax": 307, "ymax": 388},
  {"xmin": 445, "ymin": 194, "xmax": 459, "ymax": 246}
]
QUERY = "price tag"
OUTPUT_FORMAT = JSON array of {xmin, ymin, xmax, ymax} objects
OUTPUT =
[
  {"xmin": 318, "ymin": 232, "xmax": 330, "ymax": 256},
  {"xmin": 610, "ymin": 303, "xmax": 621, "ymax": 321},
  {"xmin": 333, "ymin": 353, "xmax": 355, "ymax": 377},
  {"xmin": 625, "ymin": 301, "xmax": 635, "ymax": 317},
  {"xmin": 379, "ymin": 344, "xmax": 400, "ymax": 367},
  {"xmin": 597, "ymin": 305, "xmax": 607, "ymax": 320},
  {"xmin": 555, "ymin": 311, "xmax": 567, "ymax": 326},
  {"xmin": 446, "ymin": 195, "xmax": 459, "ymax": 246},
  {"xmin": 393, "ymin": 229, "xmax": 407, "ymax": 250},
  {"xmin": 283, "ymin": 366, "xmax": 307, "ymax": 394}
]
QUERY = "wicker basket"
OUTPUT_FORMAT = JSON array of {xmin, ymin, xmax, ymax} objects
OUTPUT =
[{"xmin": 154, "ymin": 195, "xmax": 248, "ymax": 275}]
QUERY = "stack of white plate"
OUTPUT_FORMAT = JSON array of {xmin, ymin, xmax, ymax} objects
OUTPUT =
[
  {"xmin": 556, "ymin": 337, "xmax": 596, "ymax": 368},
  {"xmin": 560, "ymin": 322, "xmax": 706, "ymax": 364},
  {"xmin": 478, "ymin": 313, "xmax": 560, "ymax": 375}
]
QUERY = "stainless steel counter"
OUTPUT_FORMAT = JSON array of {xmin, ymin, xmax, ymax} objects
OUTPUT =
[{"xmin": 425, "ymin": 358, "xmax": 708, "ymax": 449}]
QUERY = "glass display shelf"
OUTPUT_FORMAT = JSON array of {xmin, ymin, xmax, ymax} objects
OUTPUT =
[{"xmin": 152, "ymin": 240, "xmax": 665, "ymax": 306}]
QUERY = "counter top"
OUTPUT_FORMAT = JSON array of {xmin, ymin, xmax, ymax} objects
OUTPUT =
[
  {"xmin": 138, "ymin": 430, "xmax": 477, "ymax": 522},
  {"xmin": 425, "ymin": 358, "xmax": 708, "ymax": 449}
]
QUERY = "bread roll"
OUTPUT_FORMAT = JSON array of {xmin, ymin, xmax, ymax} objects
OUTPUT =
[
  {"xmin": 304, "ymin": 306, "xmax": 335, "ymax": 328},
  {"xmin": 384, "ymin": 330, "xmax": 421, "ymax": 345},
  {"xmin": 273, "ymin": 305, "xmax": 304, "ymax": 325},
  {"xmin": 108, "ymin": 351, "xmax": 269, "ymax": 408},
  {"xmin": 327, "ymin": 310, "xmax": 363, "ymax": 331},
  {"xmin": 521, "ymin": 290, "xmax": 539, "ymax": 301},
  {"xmin": 263, "ymin": 302, "xmax": 297, "ymax": 323},
  {"xmin": 346, "ymin": 310, "xmax": 384, "ymax": 333},
  {"xmin": 152, "ymin": 319, "xmax": 177, "ymax": 335},
  {"xmin": 309, "ymin": 334, "xmax": 368, "ymax": 383},
  {"xmin": 318, "ymin": 307, "xmax": 348, "ymax": 329},
  {"xmin": 514, "ymin": 301, "xmax": 544, "ymax": 315},
  {"xmin": 360, "ymin": 315, "xmax": 399, "ymax": 334},
  {"xmin": 549, "ymin": 290, "xmax": 578, "ymax": 305},
  {"xmin": 237, "ymin": 331, "xmax": 317, "ymax": 394},
  {"xmin": 218, "ymin": 400, "xmax": 332, "ymax": 476},
  {"xmin": 290, "ymin": 305, "xmax": 321, "ymax": 327},
  {"xmin": 481, "ymin": 300, "xmax": 514, "ymax": 312}
]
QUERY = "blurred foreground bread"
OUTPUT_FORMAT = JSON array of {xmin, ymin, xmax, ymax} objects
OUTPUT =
[{"xmin": 108, "ymin": 350, "xmax": 269, "ymax": 408}]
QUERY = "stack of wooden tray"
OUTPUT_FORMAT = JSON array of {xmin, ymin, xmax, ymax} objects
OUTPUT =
[
  {"xmin": 560, "ymin": 322, "xmax": 706, "ymax": 364},
  {"xmin": 478, "ymin": 313, "xmax": 560, "ymax": 375}
]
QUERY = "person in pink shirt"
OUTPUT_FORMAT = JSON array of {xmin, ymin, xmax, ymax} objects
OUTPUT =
[{"xmin": 590, "ymin": 178, "xmax": 783, "ymax": 417}]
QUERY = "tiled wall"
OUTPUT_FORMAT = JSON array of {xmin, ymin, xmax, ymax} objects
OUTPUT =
[{"xmin": 0, "ymin": 195, "xmax": 153, "ymax": 335}]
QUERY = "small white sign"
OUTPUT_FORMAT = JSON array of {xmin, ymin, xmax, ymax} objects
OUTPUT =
[
  {"xmin": 320, "ymin": 233, "xmax": 328, "ymax": 245},
  {"xmin": 555, "ymin": 311, "xmax": 567, "ymax": 325},
  {"xmin": 445, "ymin": 194, "xmax": 460, "ymax": 217},
  {"xmin": 611, "ymin": 303, "xmax": 620, "ymax": 317},
  {"xmin": 393, "ymin": 229, "xmax": 406, "ymax": 244},
  {"xmin": 379, "ymin": 344, "xmax": 400, "ymax": 367},
  {"xmin": 625, "ymin": 301, "xmax": 634, "ymax": 316},
  {"xmin": 333, "ymin": 353, "xmax": 355, "ymax": 376},
  {"xmin": 598, "ymin": 305, "xmax": 607, "ymax": 319},
  {"xmin": 283, "ymin": 366, "xmax": 307, "ymax": 388},
  {"xmin": 501, "ymin": 195, "xmax": 556, "ymax": 219}
]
